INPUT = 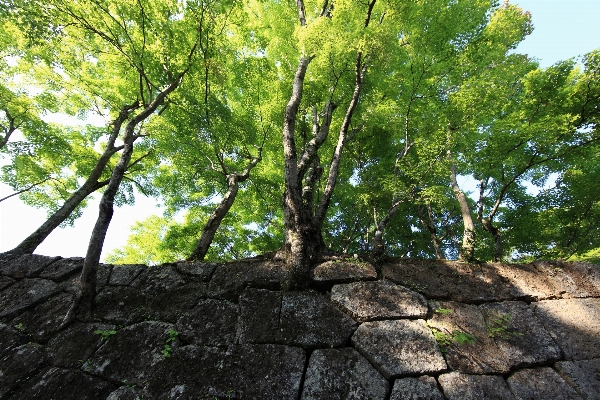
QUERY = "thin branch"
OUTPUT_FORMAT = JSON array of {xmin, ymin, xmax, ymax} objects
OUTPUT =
[{"xmin": 0, "ymin": 177, "xmax": 52, "ymax": 203}]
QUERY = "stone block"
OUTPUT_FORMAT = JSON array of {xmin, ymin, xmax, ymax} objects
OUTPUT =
[
  {"xmin": 144, "ymin": 344, "xmax": 305, "ymax": 399},
  {"xmin": 0, "ymin": 323, "xmax": 26, "ymax": 358},
  {"xmin": 0, "ymin": 278, "xmax": 60, "ymax": 319},
  {"xmin": 176, "ymin": 298, "xmax": 238, "ymax": 346},
  {"xmin": 47, "ymin": 322, "xmax": 116, "ymax": 368},
  {"xmin": 174, "ymin": 261, "xmax": 217, "ymax": 281},
  {"xmin": 311, "ymin": 259, "xmax": 377, "ymax": 286},
  {"xmin": 88, "ymin": 321, "xmax": 179, "ymax": 386},
  {"xmin": 532, "ymin": 298, "xmax": 600, "ymax": 360},
  {"xmin": 331, "ymin": 280, "xmax": 428, "ymax": 322},
  {"xmin": 0, "ymin": 254, "xmax": 60, "ymax": 279},
  {"xmin": 0, "ymin": 275, "xmax": 15, "ymax": 290},
  {"xmin": 555, "ymin": 359, "xmax": 600, "ymax": 400},
  {"xmin": 11, "ymin": 367, "xmax": 116, "ymax": 400},
  {"xmin": 352, "ymin": 319, "xmax": 447, "ymax": 379},
  {"xmin": 301, "ymin": 348, "xmax": 389, "ymax": 399},
  {"xmin": 0, "ymin": 343, "xmax": 46, "ymax": 398},
  {"xmin": 11, "ymin": 291, "xmax": 74, "ymax": 341},
  {"xmin": 491, "ymin": 263, "xmax": 561, "ymax": 301},
  {"xmin": 427, "ymin": 301, "xmax": 511, "ymax": 374},
  {"xmin": 39, "ymin": 257, "xmax": 83, "ymax": 281},
  {"xmin": 507, "ymin": 367, "xmax": 583, "ymax": 400},
  {"xmin": 208, "ymin": 260, "xmax": 286, "ymax": 300},
  {"xmin": 130, "ymin": 264, "xmax": 186, "ymax": 295},
  {"xmin": 390, "ymin": 376, "xmax": 445, "ymax": 400},
  {"xmin": 108, "ymin": 264, "xmax": 145, "ymax": 286},
  {"xmin": 480, "ymin": 301, "xmax": 562, "ymax": 368},
  {"xmin": 438, "ymin": 371, "xmax": 515, "ymax": 400},
  {"xmin": 533, "ymin": 261, "xmax": 597, "ymax": 298}
]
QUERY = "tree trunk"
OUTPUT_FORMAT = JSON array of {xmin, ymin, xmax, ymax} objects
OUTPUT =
[
  {"xmin": 417, "ymin": 203, "xmax": 445, "ymax": 259},
  {"xmin": 449, "ymin": 158, "xmax": 476, "ymax": 262},
  {"xmin": 8, "ymin": 104, "xmax": 138, "ymax": 255},
  {"xmin": 187, "ymin": 175, "xmax": 239, "ymax": 262},
  {"xmin": 481, "ymin": 218, "xmax": 503, "ymax": 262}
]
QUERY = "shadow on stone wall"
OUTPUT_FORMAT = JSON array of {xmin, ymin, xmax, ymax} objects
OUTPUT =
[{"xmin": 0, "ymin": 253, "xmax": 599, "ymax": 399}]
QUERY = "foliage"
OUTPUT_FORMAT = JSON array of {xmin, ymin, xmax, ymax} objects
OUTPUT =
[{"xmin": 486, "ymin": 313, "xmax": 524, "ymax": 340}]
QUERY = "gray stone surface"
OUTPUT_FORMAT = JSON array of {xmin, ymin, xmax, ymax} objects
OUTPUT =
[
  {"xmin": 239, "ymin": 288, "xmax": 357, "ymax": 348},
  {"xmin": 0, "ymin": 343, "xmax": 46, "ymax": 398},
  {"xmin": 93, "ymin": 286, "xmax": 150, "ymax": 325},
  {"xmin": 106, "ymin": 386, "xmax": 143, "ymax": 400},
  {"xmin": 0, "ymin": 323, "xmax": 25, "ymax": 358},
  {"xmin": 174, "ymin": 261, "xmax": 217, "ymax": 281},
  {"xmin": 534, "ymin": 261, "xmax": 600, "ymax": 298},
  {"xmin": 556, "ymin": 359, "xmax": 600, "ymax": 400},
  {"xmin": 507, "ymin": 367, "xmax": 583, "ymax": 400},
  {"xmin": 311, "ymin": 259, "xmax": 377, "ymax": 285},
  {"xmin": 427, "ymin": 301, "xmax": 511, "ymax": 374},
  {"xmin": 532, "ymin": 298, "xmax": 600, "ymax": 360},
  {"xmin": 176, "ymin": 298, "xmax": 238, "ymax": 346},
  {"xmin": 352, "ymin": 319, "xmax": 447, "ymax": 379},
  {"xmin": 480, "ymin": 301, "xmax": 562, "ymax": 368},
  {"xmin": 144, "ymin": 344, "xmax": 306, "ymax": 399},
  {"xmin": 39, "ymin": 257, "xmax": 83, "ymax": 281},
  {"xmin": 331, "ymin": 280, "xmax": 427, "ymax": 322},
  {"xmin": 390, "ymin": 376, "xmax": 445, "ymax": 400},
  {"xmin": 301, "ymin": 348, "xmax": 389, "ymax": 400},
  {"xmin": 208, "ymin": 260, "xmax": 286, "ymax": 300},
  {"xmin": 87, "ymin": 321, "xmax": 179, "ymax": 386},
  {"xmin": 0, "ymin": 275, "xmax": 15, "ymax": 290},
  {"xmin": 438, "ymin": 371, "xmax": 516, "ymax": 400},
  {"xmin": 0, "ymin": 278, "xmax": 60, "ymax": 319},
  {"xmin": 47, "ymin": 322, "xmax": 116, "ymax": 368},
  {"xmin": 0, "ymin": 254, "xmax": 60, "ymax": 279},
  {"xmin": 108, "ymin": 264, "xmax": 145, "ymax": 286},
  {"xmin": 11, "ymin": 291, "xmax": 73, "ymax": 341},
  {"xmin": 492, "ymin": 262, "xmax": 561, "ymax": 301},
  {"xmin": 11, "ymin": 367, "xmax": 116, "ymax": 400},
  {"xmin": 130, "ymin": 264, "xmax": 186, "ymax": 295}
]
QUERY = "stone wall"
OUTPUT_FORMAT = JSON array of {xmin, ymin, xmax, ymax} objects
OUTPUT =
[{"xmin": 1, "ymin": 253, "xmax": 599, "ymax": 399}]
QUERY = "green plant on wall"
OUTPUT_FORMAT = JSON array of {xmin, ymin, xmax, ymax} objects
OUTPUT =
[
  {"xmin": 94, "ymin": 329, "xmax": 117, "ymax": 341},
  {"xmin": 162, "ymin": 329, "xmax": 179, "ymax": 358},
  {"xmin": 425, "ymin": 322, "xmax": 476, "ymax": 353},
  {"xmin": 487, "ymin": 313, "xmax": 524, "ymax": 339}
]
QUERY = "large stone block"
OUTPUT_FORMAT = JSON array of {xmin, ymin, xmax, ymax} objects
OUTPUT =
[
  {"xmin": 331, "ymin": 280, "xmax": 427, "ymax": 322},
  {"xmin": 108, "ymin": 264, "xmax": 145, "ymax": 286},
  {"xmin": 208, "ymin": 260, "xmax": 286, "ymax": 300},
  {"xmin": 174, "ymin": 261, "xmax": 217, "ymax": 281},
  {"xmin": 311, "ymin": 259, "xmax": 377, "ymax": 286},
  {"xmin": 555, "ymin": 359, "xmax": 600, "ymax": 400},
  {"xmin": 0, "ymin": 254, "xmax": 60, "ymax": 279},
  {"xmin": 239, "ymin": 288, "xmax": 357, "ymax": 348},
  {"xmin": 87, "ymin": 321, "xmax": 179, "ymax": 386},
  {"xmin": 144, "ymin": 344, "xmax": 305, "ymax": 399},
  {"xmin": 176, "ymin": 298, "xmax": 238, "ymax": 346},
  {"xmin": 47, "ymin": 322, "xmax": 116, "ymax": 368},
  {"xmin": 130, "ymin": 264, "xmax": 186, "ymax": 295},
  {"xmin": 390, "ymin": 376, "xmax": 445, "ymax": 400},
  {"xmin": 491, "ymin": 263, "xmax": 562, "ymax": 301},
  {"xmin": 438, "ymin": 371, "xmax": 515, "ymax": 400},
  {"xmin": 39, "ymin": 257, "xmax": 83, "ymax": 281},
  {"xmin": 0, "ymin": 278, "xmax": 60, "ymax": 319},
  {"xmin": 352, "ymin": 319, "xmax": 447, "ymax": 379},
  {"xmin": 507, "ymin": 367, "xmax": 583, "ymax": 400},
  {"xmin": 534, "ymin": 261, "xmax": 600, "ymax": 298},
  {"xmin": 532, "ymin": 298, "xmax": 600, "ymax": 360},
  {"xmin": 301, "ymin": 348, "xmax": 389, "ymax": 400},
  {"xmin": 0, "ymin": 343, "xmax": 46, "ymax": 398},
  {"xmin": 11, "ymin": 367, "xmax": 116, "ymax": 400},
  {"xmin": 11, "ymin": 291, "xmax": 74, "ymax": 341}
]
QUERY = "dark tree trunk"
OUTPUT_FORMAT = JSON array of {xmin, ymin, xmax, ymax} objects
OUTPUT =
[
  {"xmin": 7, "ymin": 104, "xmax": 138, "ymax": 255},
  {"xmin": 481, "ymin": 218, "xmax": 503, "ymax": 262},
  {"xmin": 417, "ymin": 203, "xmax": 445, "ymax": 260},
  {"xmin": 449, "ymin": 158, "xmax": 476, "ymax": 262}
]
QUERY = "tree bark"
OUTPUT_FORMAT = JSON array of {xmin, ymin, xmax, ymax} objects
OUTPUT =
[
  {"xmin": 449, "ymin": 156, "xmax": 476, "ymax": 262},
  {"xmin": 417, "ymin": 203, "xmax": 445, "ymax": 259},
  {"xmin": 8, "ymin": 104, "xmax": 138, "ymax": 255}
]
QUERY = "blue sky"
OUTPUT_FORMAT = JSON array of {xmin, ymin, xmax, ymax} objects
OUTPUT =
[{"xmin": 1, "ymin": 1, "xmax": 600, "ymax": 259}]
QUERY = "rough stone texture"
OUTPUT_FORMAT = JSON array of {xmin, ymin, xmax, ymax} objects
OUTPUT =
[
  {"xmin": 106, "ymin": 387, "xmax": 143, "ymax": 400},
  {"xmin": 555, "ymin": 359, "xmax": 600, "ymax": 400},
  {"xmin": 390, "ymin": 376, "xmax": 445, "ymax": 400},
  {"xmin": 0, "ymin": 323, "xmax": 25, "ymax": 358},
  {"xmin": 87, "ymin": 321, "xmax": 179, "ymax": 386},
  {"xmin": 93, "ymin": 286, "xmax": 150, "ymax": 325},
  {"xmin": 11, "ymin": 291, "xmax": 74, "ymax": 341},
  {"xmin": 208, "ymin": 260, "xmax": 287, "ymax": 300},
  {"xmin": 0, "ymin": 343, "xmax": 46, "ymax": 398},
  {"xmin": 0, "ymin": 254, "xmax": 60, "ymax": 279},
  {"xmin": 280, "ymin": 290, "xmax": 358, "ymax": 348},
  {"xmin": 0, "ymin": 275, "xmax": 15, "ymax": 290},
  {"xmin": 480, "ymin": 301, "xmax": 562, "ymax": 368},
  {"xmin": 39, "ymin": 257, "xmax": 83, "ymax": 281},
  {"xmin": 130, "ymin": 264, "xmax": 186, "ymax": 295},
  {"xmin": 239, "ymin": 288, "xmax": 358, "ymax": 348},
  {"xmin": 507, "ymin": 367, "xmax": 583, "ymax": 400},
  {"xmin": 534, "ymin": 261, "xmax": 600, "ymax": 298},
  {"xmin": 96, "ymin": 263, "xmax": 112, "ymax": 292},
  {"xmin": 427, "ymin": 301, "xmax": 511, "ymax": 374},
  {"xmin": 383, "ymin": 260, "xmax": 514, "ymax": 302},
  {"xmin": 438, "ymin": 371, "xmax": 516, "ymax": 400},
  {"xmin": 311, "ymin": 259, "xmax": 377, "ymax": 286},
  {"xmin": 0, "ymin": 278, "xmax": 60, "ymax": 319},
  {"xmin": 301, "ymin": 348, "xmax": 389, "ymax": 400},
  {"xmin": 331, "ymin": 280, "xmax": 427, "ymax": 322},
  {"xmin": 176, "ymin": 298, "xmax": 238, "ymax": 346},
  {"xmin": 144, "ymin": 344, "xmax": 306, "ymax": 399},
  {"xmin": 532, "ymin": 298, "xmax": 600, "ymax": 360},
  {"xmin": 492, "ymin": 262, "xmax": 561, "ymax": 301},
  {"xmin": 47, "ymin": 322, "xmax": 116, "ymax": 368},
  {"xmin": 11, "ymin": 367, "xmax": 116, "ymax": 400},
  {"xmin": 352, "ymin": 319, "xmax": 447, "ymax": 379},
  {"xmin": 174, "ymin": 261, "xmax": 217, "ymax": 281},
  {"xmin": 108, "ymin": 264, "xmax": 145, "ymax": 286}
]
